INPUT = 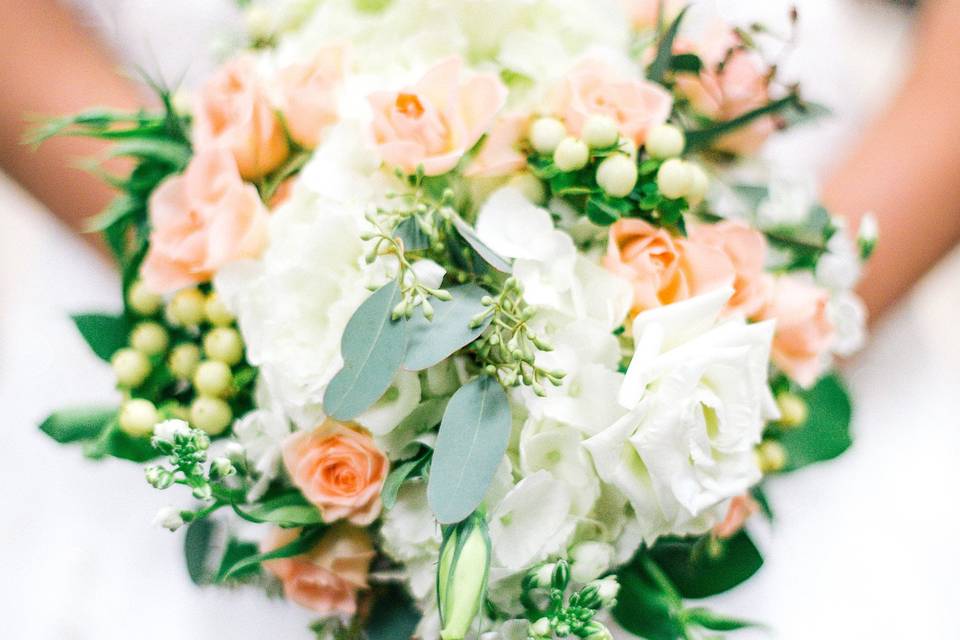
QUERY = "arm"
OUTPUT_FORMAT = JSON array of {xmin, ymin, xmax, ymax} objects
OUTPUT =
[
  {"xmin": 0, "ymin": 0, "xmax": 142, "ymax": 235},
  {"xmin": 822, "ymin": 0, "xmax": 960, "ymax": 319}
]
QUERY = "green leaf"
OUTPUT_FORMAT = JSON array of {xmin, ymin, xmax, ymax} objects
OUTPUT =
[
  {"xmin": 669, "ymin": 52, "xmax": 703, "ymax": 74},
  {"xmin": 614, "ymin": 560, "xmax": 685, "ymax": 640},
  {"xmin": 82, "ymin": 420, "xmax": 159, "ymax": 462},
  {"xmin": 184, "ymin": 518, "xmax": 217, "ymax": 585},
  {"xmin": 649, "ymin": 531, "xmax": 764, "ymax": 598},
  {"xmin": 72, "ymin": 313, "xmax": 131, "ymax": 361},
  {"xmin": 323, "ymin": 281, "xmax": 408, "ymax": 420},
  {"xmin": 403, "ymin": 284, "xmax": 492, "ymax": 371},
  {"xmin": 684, "ymin": 607, "xmax": 762, "ymax": 632},
  {"xmin": 214, "ymin": 538, "xmax": 262, "ymax": 583},
  {"xmin": 648, "ymin": 6, "xmax": 690, "ymax": 84},
  {"xmin": 394, "ymin": 217, "xmax": 431, "ymax": 252},
  {"xmin": 586, "ymin": 194, "xmax": 629, "ymax": 226},
  {"xmin": 365, "ymin": 584, "xmax": 422, "ymax": 640},
  {"xmin": 428, "ymin": 376, "xmax": 512, "ymax": 524},
  {"xmin": 781, "ymin": 100, "xmax": 832, "ymax": 129},
  {"xmin": 39, "ymin": 406, "xmax": 115, "ymax": 443},
  {"xmin": 382, "ymin": 447, "xmax": 432, "ymax": 510},
  {"xmin": 451, "ymin": 214, "xmax": 512, "ymax": 273},
  {"xmin": 232, "ymin": 490, "xmax": 323, "ymax": 527},
  {"xmin": 774, "ymin": 373, "xmax": 853, "ymax": 472},
  {"xmin": 218, "ymin": 526, "xmax": 326, "ymax": 581},
  {"xmin": 84, "ymin": 194, "xmax": 139, "ymax": 233},
  {"xmin": 106, "ymin": 138, "xmax": 191, "ymax": 168},
  {"xmin": 685, "ymin": 93, "xmax": 804, "ymax": 152}
]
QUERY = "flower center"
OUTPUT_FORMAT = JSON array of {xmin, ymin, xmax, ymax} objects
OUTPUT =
[{"xmin": 395, "ymin": 92, "xmax": 425, "ymax": 118}]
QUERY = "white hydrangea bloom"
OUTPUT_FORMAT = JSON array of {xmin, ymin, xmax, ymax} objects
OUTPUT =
[
  {"xmin": 379, "ymin": 480, "xmax": 440, "ymax": 600},
  {"xmin": 585, "ymin": 288, "xmax": 777, "ymax": 543},
  {"xmin": 356, "ymin": 370, "xmax": 422, "ymax": 436},
  {"xmin": 232, "ymin": 381, "xmax": 293, "ymax": 501}
]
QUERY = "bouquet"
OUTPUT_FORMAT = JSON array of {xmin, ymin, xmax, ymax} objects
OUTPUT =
[{"xmin": 35, "ymin": 1, "xmax": 877, "ymax": 638}]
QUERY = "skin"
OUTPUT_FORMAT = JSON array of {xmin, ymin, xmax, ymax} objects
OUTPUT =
[
  {"xmin": 0, "ymin": 1, "xmax": 957, "ymax": 317},
  {"xmin": 822, "ymin": 0, "xmax": 960, "ymax": 320},
  {"xmin": 0, "ymin": 0, "xmax": 141, "ymax": 244}
]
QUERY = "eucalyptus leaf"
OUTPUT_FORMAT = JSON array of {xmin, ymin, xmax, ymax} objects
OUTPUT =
[
  {"xmin": 365, "ymin": 584, "xmax": 422, "ymax": 640},
  {"xmin": 72, "ymin": 313, "xmax": 131, "ymax": 361},
  {"xmin": 451, "ymin": 214, "xmax": 512, "ymax": 273},
  {"xmin": 218, "ymin": 526, "xmax": 326, "ymax": 581},
  {"xmin": 232, "ymin": 490, "xmax": 323, "ymax": 527},
  {"xmin": 428, "ymin": 376, "xmax": 511, "ymax": 524},
  {"xmin": 184, "ymin": 518, "xmax": 217, "ymax": 586},
  {"xmin": 323, "ymin": 281, "xmax": 408, "ymax": 420},
  {"xmin": 39, "ymin": 406, "xmax": 115, "ymax": 444},
  {"xmin": 394, "ymin": 217, "xmax": 431, "ymax": 252},
  {"xmin": 774, "ymin": 374, "xmax": 852, "ymax": 472},
  {"xmin": 403, "ymin": 284, "xmax": 492, "ymax": 371}
]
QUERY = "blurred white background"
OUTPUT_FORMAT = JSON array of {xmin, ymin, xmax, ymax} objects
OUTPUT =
[{"xmin": 2, "ymin": 1, "xmax": 959, "ymax": 638}]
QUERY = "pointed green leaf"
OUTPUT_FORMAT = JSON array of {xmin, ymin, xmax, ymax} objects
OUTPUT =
[
  {"xmin": 214, "ymin": 538, "xmax": 261, "ymax": 583},
  {"xmin": 403, "ymin": 284, "xmax": 492, "ymax": 371},
  {"xmin": 323, "ymin": 281, "xmax": 408, "ymax": 420},
  {"xmin": 685, "ymin": 607, "xmax": 762, "ymax": 632},
  {"xmin": 82, "ymin": 420, "xmax": 159, "ymax": 462},
  {"xmin": 72, "ymin": 313, "xmax": 131, "ymax": 361},
  {"xmin": 614, "ymin": 560, "xmax": 685, "ymax": 640},
  {"xmin": 382, "ymin": 447, "xmax": 432, "ymax": 510},
  {"xmin": 451, "ymin": 214, "xmax": 512, "ymax": 273},
  {"xmin": 648, "ymin": 6, "xmax": 691, "ymax": 84},
  {"xmin": 184, "ymin": 518, "xmax": 217, "ymax": 585},
  {"xmin": 649, "ymin": 530, "xmax": 764, "ymax": 598},
  {"xmin": 232, "ymin": 490, "xmax": 323, "ymax": 527},
  {"xmin": 774, "ymin": 373, "xmax": 853, "ymax": 471},
  {"xmin": 39, "ymin": 406, "xmax": 115, "ymax": 443},
  {"xmin": 218, "ymin": 526, "xmax": 326, "ymax": 581},
  {"xmin": 428, "ymin": 376, "xmax": 511, "ymax": 524},
  {"xmin": 106, "ymin": 137, "xmax": 191, "ymax": 168}
]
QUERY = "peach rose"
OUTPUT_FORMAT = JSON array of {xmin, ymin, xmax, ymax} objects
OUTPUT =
[
  {"xmin": 713, "ymin": 494, "xmax": 760, "ymax": 540},
  {"xmin": 550, "ymin": 58, "xmax": 673, "ymax": 145},
  {"xmin": 140, "ymin": 149, "xmax": 270, "ymax": 293},
  {"xmin": 282, "ymin": 421, "xmax": 388, "ymax": 525},
  {"xmin": 689, "ymin": 220, "xmax": 770, "ymax": 318},
  {"xmin": 277, "ymin": 44, "xmax": 346, "ymax": 149},
  {"xmin": 604, "ymin": 219, "xmax": 735, "ymax": 315},
  {"xmin": 674, "ymin": 28, "xmax": 775, "ymax": 154},
  {"xmin": 261, "ymin": 523, "xmax": 375, "ymax": 616},
  {"xmin": 464, "ymin": 113, "xmax": 528, "ymax": 178},
  {"xmin": 368, "ymin": 56, "xmax": 507, "ymax": 176},
  {"xmin": 758, "ymin": 276, "xmax": 836, "ymax": 387},
  {"xmin": 193, "ymin": 56, "xmax": 289, "ymax": 179}
]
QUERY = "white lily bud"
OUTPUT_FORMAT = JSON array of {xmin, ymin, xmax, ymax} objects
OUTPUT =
[
  {"xmin": 582, "ymin": 114, "xmax": 619, "ymax": 148},
  {"xmin": 203, "ymin": 327, "xmax": 244, "ymax": 365},
  {"xmin": 118, "ymin": 399, "xmax": 159, "ymax": 437},
  {"xmin": 529, "ymin": 117, "xmax": 567, "ymax": 154},
  {"xmin": 596, "ymin": 154, "xmax": 638, "ymax": 198},
  {"xmin": 190, "ymin": 396, "xmax": 233, "ymax": 436},
  {"xmin": 553, "ymin": 137, "xmax": 589, "ymax": 172},
  {"xmin": 656, "ymin": 158, "xmax": 692, "ymax": 200},
  {"xmin": 153, "ymin": 506, "xmax": 185, "ymax": 532},
  {"xmin": 153, "ymin": 418, "xmax": 191, "ymax": 443},
  {"xmin": 127, "ymin": 280, "xmax": 163, "ymax": 316},
  {"xmin": 645, "ymin": 123, "xmax": 685, "ymax": 159},
  {"xmin": 534, "ymin": 562, "xmax": 556, "ymax": 587},
  {"xmin": 168, "ymin": 288, "xmax": 206, "ymax": 327},
  {"xmin": 130, "ymin": 321, "xmax": 169, "ymax": 356},
  {"xmin": 437, "ymin": 513, "xmax": 491, "ymax": 640},
  {"xmin": 193, "ymin": 360, "xmax": 233, "ymax": 397},
  {"xmin": 111, "ymin": 348, "xmax": 151, "ymax": 388},
  {"xmin": 595, "ymin": 576, "xmax": 620, "ymax": 606},
  {"xmin": 169, "ymin": 343, "xmax": 201, "ymax": 380},
  {"xmin": 204, "ymin": 292, "xmax": 236, "ymax": 327}
]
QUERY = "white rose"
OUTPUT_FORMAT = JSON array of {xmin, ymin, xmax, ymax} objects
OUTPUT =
[{"xmin": 585, "ymin": 287, "xmax": 777, "ymax": 543}]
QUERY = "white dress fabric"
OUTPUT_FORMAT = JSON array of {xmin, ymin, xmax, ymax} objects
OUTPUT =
[{"xmin": 2, "ymin": 1, "xmax": 958, "ymax": 638}]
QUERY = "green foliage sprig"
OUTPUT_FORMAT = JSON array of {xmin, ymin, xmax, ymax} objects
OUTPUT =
[{"xmin": 521, "ymin": 560, "xmax": 619, "ymax": 639}]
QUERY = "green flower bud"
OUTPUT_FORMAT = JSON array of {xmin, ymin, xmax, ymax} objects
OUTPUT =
[
  {"xmin": 551, "ymin": 559, "xmax": 570, "ymax": 590},
  {"xmin": 775, "ymin": 391, "xmax": 808, "ymax": 428},
  {"xmin": 130, "ymin": 321, "xmax": 169, "ymax": 356},
  {"xmin": 203, "ymin": 327, "xmax": 245, "ymax": 365},
  {"xmin": 127, "ymin": 280, "xmax": 163, "ymax": 316},
  {"xmin": 168, "ymin": 288, "xmax": 206, "ymax": 327},
  {"xmin": 204, "ymin": 292, "xmax": 235, "ymax": 326},
  {"xmin": 437, "ymin": 512, "xmax": 491, "ymax": 640},
  {"xmin": 193, "ymin": 360, "xmax": 233, "ymax": 397}
]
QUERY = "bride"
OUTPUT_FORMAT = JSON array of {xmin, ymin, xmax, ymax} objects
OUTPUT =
[{"xmin": 1, "ymin": 1, "xmax": 956, "ymax": 638}]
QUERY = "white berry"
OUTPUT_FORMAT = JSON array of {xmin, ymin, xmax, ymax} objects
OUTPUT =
[
  {"xmin": 645, "ymin": 123, "xmax": 686, "ymax": 159},
  {"xmin": 168, "ymin": 343, "xmax": 201, "ymax": 380},
  {"xmin": 204, "ymin": 292, "xmax": 235, "ymax": 327},
  {"xmin": 686, "ymin": 163, "xmax": 709, "ymax": 205},
  {"xmin": 111, "ymin": 348, "xmax": 151, "ymax": 388},
  {"xmin": 118, "ymin": 399, "xmax": 159, "ymax": 437},
  {"xmin": 582, "ymin": 114, "xmax": 619, "ymax": 149},
  {"xmin": 130, "ymin": 322, "xmax": 169, "ymax": 356},
  {"xmin": 168, "ymin": 288, "xmax": 206, "ymax": 327},
  {"xmin": 656, "ymin": 158, "xmax": 693, "ymax": 200},
  {"xmin": 190, "ymin": 396, "xmax": 233, "ymax": 436},
  {"xmin": 596, "ymin": 154, "xmax": 638, "ymax": 198},
  {"xmin": 127, "ymin": 281, "xmax": 163, "ymax": 316},
  {"xmin": 529, "ymin": 117, "xmax": 567, "ymax": 154},
  {"xmin": 193, "ymin": 360, "xmax": 233, "ymax": 397},
  {"xmin": 203, "ymin": 327, "xmax": 244, "ymax": 365},
  {"xmin": 553, "ymin": 137, "xmax": 589, "ymax": 172}
]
